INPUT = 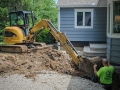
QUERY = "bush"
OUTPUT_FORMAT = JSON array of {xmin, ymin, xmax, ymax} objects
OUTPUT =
[
  {"xmin": 0, "ymin": 36, "xmax": 4, "ymax": 42},
  {"xmin": 0, "ymin": 30, "xmax": 4, "ymax": 42},
  {"xmin": 36, "ymin": 29, "xmax": 56, "ymax": 44}
]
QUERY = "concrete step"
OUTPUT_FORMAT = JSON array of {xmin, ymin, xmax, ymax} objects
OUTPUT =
[
  {"xmin": 83, "ymin": 46, "xmax": 106, "ymax": 57},
  {"xmin": 90, "ymin": 43, "xmax": 107, "ymax": 51}
]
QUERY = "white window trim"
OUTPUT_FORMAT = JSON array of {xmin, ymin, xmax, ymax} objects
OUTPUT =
[
  {"xmin": 107, "ymin": 3, "xmax": 111, "ymax": 37},
  {"xmin": 107, "ymin": 0, "xmax": 120, "ymax": 38},
  {"xmin": 74, "ymin": 9, "xmax": 93, "ymax": 28}
]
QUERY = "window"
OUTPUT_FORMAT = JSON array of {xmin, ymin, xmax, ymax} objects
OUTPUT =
[
  {"xmin": 113, "ymin": 1, "xmax": 120, "ymax": 33},
  {"xmin": 75, "ymin": 9, "xmax": 93, "ymax": 28},
  {"xmin": 10, "ymin": 12, "xmax": 24, "ymax": 26},
  {"xmin": 10, "ymin": 13, "xmax": 17, "ymax": 26}
]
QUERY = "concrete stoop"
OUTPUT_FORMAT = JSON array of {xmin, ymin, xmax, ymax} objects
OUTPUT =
[{"xmin": 83, "ymin": 43, "xmax": 106, "ymax": 57}]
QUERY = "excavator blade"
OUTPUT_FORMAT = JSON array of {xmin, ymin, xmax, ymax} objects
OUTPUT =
[
  {"xmin": 0, "ymin": 45, "xmax": 28, "ymax": 53},
  {"xmin": 0, "ymin": 42, "xmax": 49, "ymax": 53}
]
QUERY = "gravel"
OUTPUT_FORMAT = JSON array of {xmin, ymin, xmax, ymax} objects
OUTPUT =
[{"xmin": 0, "ymin": 71, "xmax": 104, "ymax": 90}]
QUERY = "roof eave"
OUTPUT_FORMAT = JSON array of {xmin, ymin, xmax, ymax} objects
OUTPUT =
[{"xmin": 56, "ymin": 4, "xmax": 97, "ymax": 8}]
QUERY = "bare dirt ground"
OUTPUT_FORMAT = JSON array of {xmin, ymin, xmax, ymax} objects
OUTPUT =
[
  {"xmin": 0, "ymin": 46, "xmax": 81, "ymax": 80},
  {"xmin": 0, "ymin": 45, "xmax": 119, "ymax": 90}
]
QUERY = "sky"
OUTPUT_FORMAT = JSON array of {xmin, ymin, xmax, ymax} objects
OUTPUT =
[{"xmin": 55, "ymin": 0, "xmax": 58, "ymax": 3}]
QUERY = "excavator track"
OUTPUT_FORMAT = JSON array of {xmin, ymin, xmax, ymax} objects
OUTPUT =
[
  {"xmin": 0, "ymin": 45, "xmax": 28, "ymax": 53},
  {"xmin": 0, "ymin": 42, "xmax": 47, "ymax": 53}
]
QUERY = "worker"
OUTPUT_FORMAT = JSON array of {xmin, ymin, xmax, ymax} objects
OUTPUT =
[
  {"xmin": 17, "ymin": 16, "xmax": 24, "ymax": 25},
  {"xmin": 93, "ymin": 59, "xmax": 114, "ymax": 90}
]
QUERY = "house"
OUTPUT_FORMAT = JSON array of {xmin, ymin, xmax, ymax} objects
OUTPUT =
[
  {"xmin": 57, "ymin": 0, "xmax": 107, "ymax": 46},
  {"xmin": 56, "ymin": 0, "xmax": 120, "ymax": 65},
  {"xmin": 107, "ymin": 0, "xmax": 120, "ymax": 65}
]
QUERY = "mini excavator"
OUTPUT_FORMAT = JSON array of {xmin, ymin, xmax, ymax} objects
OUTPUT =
[{"xmin": 0, "ymin": 10, "xmax": 93, "ymax": 76}]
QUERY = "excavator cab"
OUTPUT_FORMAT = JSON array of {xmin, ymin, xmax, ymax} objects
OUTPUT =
[
  {"xmin": 3, "ymin": 11, "xmax": 35, "ymax": 44},
  {"xmin": 9, "ymin": 11, "xmax": 35, "ymax": 36}
]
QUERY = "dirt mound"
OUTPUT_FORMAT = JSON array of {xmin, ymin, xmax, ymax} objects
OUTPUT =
[{"xmin": 0, "ymin": 46, "xmax": 82, "ymax": 79}]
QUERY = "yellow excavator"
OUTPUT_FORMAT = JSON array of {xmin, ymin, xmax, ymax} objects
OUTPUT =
[{"xmin": 0, "ymin": 10, "xmax": 93, "ymax": 76}]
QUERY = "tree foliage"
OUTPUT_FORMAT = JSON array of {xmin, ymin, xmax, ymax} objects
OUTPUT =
[
  {"xmin": 36, "ymin": 29, "xmax": 55, "ymax": 44},
  {"xmin": 0, "ymin": 0, "xmax": 57, "ymax": 43}
]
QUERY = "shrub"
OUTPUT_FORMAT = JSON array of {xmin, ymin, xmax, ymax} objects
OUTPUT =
[{"xmin": 36, "ymin": 29, "xmax": 56, "ymax": 44}]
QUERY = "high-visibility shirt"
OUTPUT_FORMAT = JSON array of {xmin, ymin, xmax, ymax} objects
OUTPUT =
[
  {"xmin": 18, "ymin": 19, "xmax": 24, "ymax": 25},
  {"xmin": 97, "ymin": 66, "xmax": 114, "ymax": 84}
]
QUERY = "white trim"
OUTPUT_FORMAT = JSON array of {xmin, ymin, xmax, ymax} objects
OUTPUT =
[
  {"xmin": 107, "ymin": 3, "xmax": 110, "ymax": 36},
  {"xmin": 107, "ymin": 2, "xmax": 111, "ymax": 37},
  {"xmin": 111, "ymin": 1, "xmax": 113, "ymax": 35},
  {"xmin": 57, "ymin": 5, "xmax": 97, "ymax": 8},
  {"xmin": 107, "ymin": 3, "xmax": 109, "ymax": 36},
  {"xmin": 58, "ymin": 7, "xmax": 60, "ymax": 32},
  {"xmin": 74, "ymin": 9, "xmax": 93, "ymax": 28},
  {"xmin": 108, "ymin": 34, "xmax": 120, "ymax": 38}
]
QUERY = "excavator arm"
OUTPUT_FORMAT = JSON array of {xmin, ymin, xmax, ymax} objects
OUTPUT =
[{"xmin": 27, "ymin": 20, "xmax": 80, "ymax": 65}]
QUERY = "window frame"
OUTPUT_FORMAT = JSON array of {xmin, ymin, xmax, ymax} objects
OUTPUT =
[
  {"xmin": 75, "ymin": 9, "xmax": 93, "ymax": 28},
  {"xmin": 107, "ymin": 3, "xmax": 111, "ymax": 38},
  {"xmin": 107, "ymin": 0, "xmax": 120, "ymax": 38}
]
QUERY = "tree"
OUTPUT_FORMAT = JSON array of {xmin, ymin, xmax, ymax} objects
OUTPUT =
[{"xmin": 0, "ymin": 0, "xmax": 58, "ymax": 43}]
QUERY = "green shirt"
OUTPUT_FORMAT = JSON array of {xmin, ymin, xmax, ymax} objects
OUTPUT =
[
  {"xmin": 17, "ymin": 19, "xmax": 24, "ymax": 25},
  {"xmin": 97, "ymin": 66, "xmax": 114, "ymax": 84}
]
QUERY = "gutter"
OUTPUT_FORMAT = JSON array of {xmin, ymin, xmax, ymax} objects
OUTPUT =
[{"xmin": 56, "ymin": 4, "xmax": 97, "ymax": 8}]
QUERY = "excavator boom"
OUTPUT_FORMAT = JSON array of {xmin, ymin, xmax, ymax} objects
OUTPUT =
[
  {"xmin": 27, "ymin": 20, "xmax": 79, "ymax": 65},
  {"xmin": 26, "ymin": 20, "xmax": 92, "ymax": 74}
]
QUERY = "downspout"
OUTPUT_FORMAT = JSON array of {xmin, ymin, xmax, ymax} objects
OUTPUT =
[{"xmin": 58, "ymin": 7, "xmax": 60, "ymax": 51}]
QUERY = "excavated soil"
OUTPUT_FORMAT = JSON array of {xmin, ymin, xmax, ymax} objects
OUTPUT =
[
  {"xmin": 0, "ymin": 46, "xmax": 120, "ymax": 90},
  {"xmin": 0, "ymin": 46, "xmax": 83, "ymax": 80}
]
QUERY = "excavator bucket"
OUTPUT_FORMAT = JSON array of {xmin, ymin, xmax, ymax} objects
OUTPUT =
[{"xmin": 78, "ymin": 56, "xmax": 102, "ymax": 77}]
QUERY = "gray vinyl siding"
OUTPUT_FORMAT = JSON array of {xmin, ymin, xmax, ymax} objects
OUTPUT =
[
  {"xmin": 60, "ymin": 7, "xmax": 107, "ymax": 41},
  {"xmin": 107, "ymin": 37, "xmax": 120, "ymax": 64}
]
